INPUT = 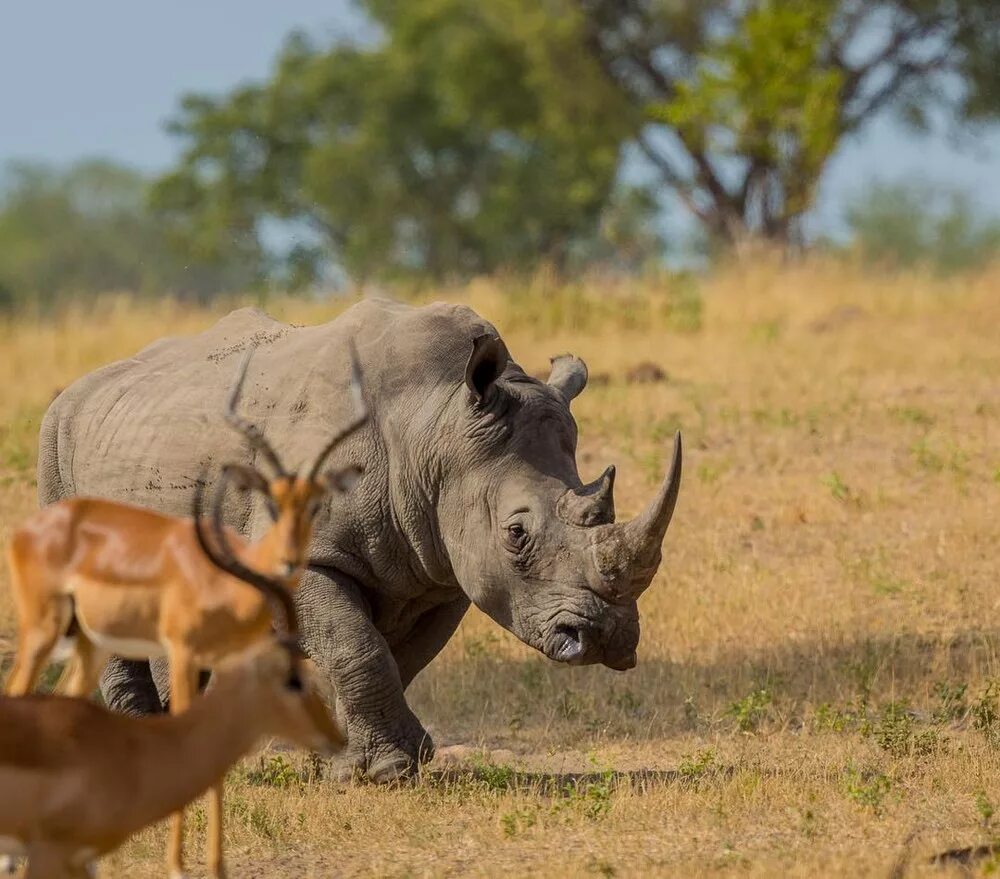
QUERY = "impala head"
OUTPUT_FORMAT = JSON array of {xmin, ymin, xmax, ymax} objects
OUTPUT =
[
  {"xmin": 244, "ymin": 640, "xmax": 347, "ymax": 754},
  {"xmin": 195, "ymin": 478, "xmax": 348, "ymax": 755},
  {"xmin": 208, "ymin": 344, "xmax": 367, "ymax": 580}
]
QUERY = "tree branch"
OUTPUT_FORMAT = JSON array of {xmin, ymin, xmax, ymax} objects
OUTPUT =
[
  {"xmin": 635, "ymin": 131, "xmax": 710, "ymax": 223},
  {"xmin": 843, "ymin": 55, "xmax": 954, "ymax": 132}
]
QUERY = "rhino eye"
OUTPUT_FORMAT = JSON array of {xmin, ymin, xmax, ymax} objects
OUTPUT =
[{"xmin": 504, "ymin": 522, "xmax": 528, "ymax": 551}]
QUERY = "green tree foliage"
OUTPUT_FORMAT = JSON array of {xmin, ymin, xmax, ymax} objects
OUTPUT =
[
  {"xmin": 0, "ymin": 160, "xmax": 262, "ymax": 311},
  {"xmin": 579, "ymin": 0, "xmax": 1000, "ymax": 247},
  {"xmin": 153, "ymin": 0, "xmax": 637, "ymax": 284},
  {"xmin": 844, "ymin": 180, "xmax": 1000, "ymax": 273}
]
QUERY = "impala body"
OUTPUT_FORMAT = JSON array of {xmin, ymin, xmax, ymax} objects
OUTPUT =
[
  {"xmin": 0, "ymin": 640, "xmax": 344, "ymax": 879},
  {"xmin": 6, "ymin": 499, "xmax": 279, "ymax": 692}
]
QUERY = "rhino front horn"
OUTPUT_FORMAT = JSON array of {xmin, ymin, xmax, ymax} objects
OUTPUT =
[{"xmin": 594, "ymin": 432, "xmax": 682, "ymax": 600}]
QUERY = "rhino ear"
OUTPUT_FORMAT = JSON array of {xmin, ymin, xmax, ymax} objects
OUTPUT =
[
  {"xmin": 547, "ymin": 354, "xmax": 588, "ymax": 403},
  {"xmin": 465, "ymin": 334, "xmax": 508, "ymax": 402}
]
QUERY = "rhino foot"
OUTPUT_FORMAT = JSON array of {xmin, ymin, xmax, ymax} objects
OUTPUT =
[{"xmin": 336, "ymin": 721, "xmax": 435, "ymax": 784}]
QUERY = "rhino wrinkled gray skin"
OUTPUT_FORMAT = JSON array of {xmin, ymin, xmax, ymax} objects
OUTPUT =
[{"xmin": 37, "ymin": 300, "xmax": 682, "ymax": 782}]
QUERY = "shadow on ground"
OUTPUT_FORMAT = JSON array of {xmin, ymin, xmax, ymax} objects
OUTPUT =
[{"xmin": 409, "ymin": 627, "xmax": 1000, "ymax": 742}]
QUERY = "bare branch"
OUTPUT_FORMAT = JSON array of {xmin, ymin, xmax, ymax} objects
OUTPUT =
[{"xmin": 635, "ymin": 132, "xmax": 710, "ymax": 222}]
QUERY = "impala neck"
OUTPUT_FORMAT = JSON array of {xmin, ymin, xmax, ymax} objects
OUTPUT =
[{"xmin": 129, "ymin": 670, "xmax": 262, "ymax": 828}]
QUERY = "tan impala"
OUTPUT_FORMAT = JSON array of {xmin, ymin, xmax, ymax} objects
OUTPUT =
[
  {"xmin": 2, "ymin": 345, "xmax": 365, "ymax": 878},
  {"xmin": 0, "ymin": 521, "xmax": 346, "ymax": 879}
]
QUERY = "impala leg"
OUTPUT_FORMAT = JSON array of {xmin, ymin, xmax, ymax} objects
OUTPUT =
[
  {"xmin": 205, "ymin": 661, "xmax": 226, "ymax": 879},
  {"xmin": 61, "ymin": 638, "xmax": 111, "ymax": 699},
  {"xmin": 207, "ymin": 780, "xmax": 226, "ymax": 879},
  {"xmin": 166, "ymin": 653, "xmax": 198, "ymax": 879},
  {"xmin": 51, "ymin": 651, "xmax": 79, "ymax": 695},
  {"xmin": 5, "ymin": 613, "xmax": 63, "ymax": 696}
]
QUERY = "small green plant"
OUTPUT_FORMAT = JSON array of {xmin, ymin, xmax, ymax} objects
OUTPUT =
[
  {"xmin": 843, "ymin": 766, "xmax": 892, "ymax": 813},
  {"xmin": 650, "ymin": 414, "xmax": 684, "ymax": 444},
  {"xmin": 678, "ymin": 749, "xmax": 716, "ymax": 780},
  {"xmin": 463, "ymin": 631, "xmax": 501, "ymax": 658},
  {"xmin": 727, "ymin": 688, "xmax": 772, "ymax": 733},
  {"xmin": 973, "ymin": 680, "xmax": 1000, "ymax": 746},
  {"xmin": 887, "ymin": 405, "xmax": 935, "ymax": 427},
  {"xmin": 473, "ymin": 758, "xmax": 516, "ymax": 792},
  {"xmin": 849, "ymin": 551, "xmax": 907, "ymax": 597},
  {"xmin": 932, "ymin": 681, "xmax": 968, "ymax": 724},
  {"xmin": 751, "ymin": 407, "xmax": 799, "ymax": 428},
  {"xmin": 993, "ymin": 466, "xmax": 1000, "ymax": 484},
  {"xmin": 813, "ymin": 702, "xmax": 855, "ymax": 733},
  {"xmin": 822, "ymin": 472, "xmax": 851, "ymax": 502},
  {"xmin": 227, "ymin": 789, "xmax": 287, "ymax": 840},
  {"xmin": 750, "ymin": 318, "xmax": 783, "ymax": 343},
  {"xmin": 500, "ymin": 807, "xmax": 536, "ymax": 838},
  {"xmin": 874, "ymin": 701, "xmax": 913, "ymax": 757},
  {"xmin": 586, "ymin": 858, "xmax": 617, "ymax": 878},
  {"xmin": 580, "ymin": 761, "xmax": 616, "ymax": 820},
  {"xmin": 911, "ymin": 437, "xmax": 944, "ymax": 472},
  {"xmin": 977, "ymin": 790, "xmax": 995, "ymax": 829},
  {"xmin": 244, "ymin": 754, "xmax": 301, "ymax": 789},
  {"xmin": 697, "ymin": 461, "xmax": 724, "ymax": 485}
]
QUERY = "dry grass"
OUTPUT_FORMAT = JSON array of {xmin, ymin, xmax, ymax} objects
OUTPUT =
[{"xmin": 2, "ymin": 256, "xmax": 1000, "ymax": 877}]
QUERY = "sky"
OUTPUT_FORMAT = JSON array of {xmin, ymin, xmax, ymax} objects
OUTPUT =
[{"xmin": 2, "ymin": 0, "xmax": 999, "ymax": 242}]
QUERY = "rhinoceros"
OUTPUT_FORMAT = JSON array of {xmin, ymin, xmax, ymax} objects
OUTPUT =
[{"xmin": 37, "ymin": 299, "xmax": 681, "ymax": 781}]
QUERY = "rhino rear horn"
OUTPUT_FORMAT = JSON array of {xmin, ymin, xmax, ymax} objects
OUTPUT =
[
  {"xmin": 558, "ymin": 465, "xmax": 616, "ymax": 526},
  {"xmin": 547, "ymin": 354, "xmax": 588, "ymax": 403},
  {"xmin": 465, "ymin": 334, "xmax": 509, "ymax": 402}
]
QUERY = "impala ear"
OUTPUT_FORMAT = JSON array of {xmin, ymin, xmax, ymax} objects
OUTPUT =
[
  {"xmin": 465, "ymin": 334, "xmax": 509, "ymax": 402},
  {"xmin": 221, "ymin": 463, "xmax": 272, "ymax": 496},
  {"xmin": 319, "ymin": 465, "xmax": 364, "ymax": 495}
]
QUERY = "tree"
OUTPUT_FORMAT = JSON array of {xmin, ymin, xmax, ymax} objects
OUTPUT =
[
  {"xmin": 0, "ymin": 160, "xmax": 262, "ymax": 310},
  {"xmin": 844, "ymin": 180, "xmax": 1000, "ymax": 272},
  {"xmin": 579, "ymin": 0, "xmax": 1000, "ymax": 248},
  {"xmin": 153, "ymin": 0, "xmax": 636, "ymax": 285}
]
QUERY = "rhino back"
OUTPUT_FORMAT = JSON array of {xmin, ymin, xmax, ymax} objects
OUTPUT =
[{"xmin": 39, "ymin": 298, "xmax": 498, "ymax": 539}]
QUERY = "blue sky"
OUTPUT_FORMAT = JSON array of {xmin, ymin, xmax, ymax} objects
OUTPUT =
[{"xmin": 3, "ymin": 0, "xmax": 999, "ymax": 241}]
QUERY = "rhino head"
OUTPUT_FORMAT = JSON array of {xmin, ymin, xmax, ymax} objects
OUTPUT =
[{"xmin": 438, "ymin": 333, "xmax": 682, "ymax": 671}]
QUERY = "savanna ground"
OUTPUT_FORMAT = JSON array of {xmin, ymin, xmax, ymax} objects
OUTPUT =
[{"xmin": 1, "ymin": 259, "xmax": 999, "ymax": 877}]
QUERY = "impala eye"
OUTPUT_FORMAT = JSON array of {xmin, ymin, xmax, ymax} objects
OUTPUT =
[{"xmin": 285, "ymin": 671, "xmax": 304, "ymax": 692}]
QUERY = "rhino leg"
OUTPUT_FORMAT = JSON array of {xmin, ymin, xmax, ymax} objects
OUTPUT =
[
  {"xmin": 100, "ymin": 655, "xmax": 240, "ymax": 717},
  {"xmin": 393, "ymin": 595, "xmax": 470, "ymax": 690},
  {"xmin": 99, "ymin": 657, "xmax": 166, "ymax": 716},
  {"xmin": 299, "ymin": 566, "xmax": 433, "ymax": 783}
]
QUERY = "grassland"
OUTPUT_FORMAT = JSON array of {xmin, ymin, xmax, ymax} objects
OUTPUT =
[{"xmin": 1, "ymin": 258, "xmax": 999, "ymax": 877}]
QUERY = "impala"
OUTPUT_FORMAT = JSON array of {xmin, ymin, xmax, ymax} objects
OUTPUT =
[
  {"xmin": 0, "ymin": 561, "xmax": 345, "ymax": 879},
  {"xmin": 3, "ymin": 345, "xmax": 365, "ymax": 878}
]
